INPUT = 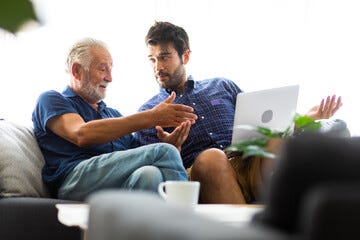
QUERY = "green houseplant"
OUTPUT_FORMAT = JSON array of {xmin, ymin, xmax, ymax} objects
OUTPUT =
[{"xmin": 225, "ymin": 114, "xmax": 322, "ymax": 159}]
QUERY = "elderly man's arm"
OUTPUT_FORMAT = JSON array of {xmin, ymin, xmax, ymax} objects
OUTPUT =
[{"xmin": 47, "ymin": 92, "xmax": 197, "ymax": 147}]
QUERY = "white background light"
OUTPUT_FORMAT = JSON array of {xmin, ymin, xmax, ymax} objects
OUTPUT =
[{"xmin": 1, "ymin": 0, "xmax": 358, "ymax": 135}]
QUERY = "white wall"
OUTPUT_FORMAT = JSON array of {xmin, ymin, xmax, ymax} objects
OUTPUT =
[{"xmin": 1, "ymin": 0, "xmax": 359, "ymax": 135}]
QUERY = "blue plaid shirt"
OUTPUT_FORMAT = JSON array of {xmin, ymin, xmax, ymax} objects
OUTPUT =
[{"xmin": 136, "ymin": 76, "xmax": 242, "ymax": 168}]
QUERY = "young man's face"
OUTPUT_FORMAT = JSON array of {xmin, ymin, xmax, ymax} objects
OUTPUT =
[
  {"xmin": 79, "ymin": 47, "xmax": 113, "ymax": 103},
  {"xmin": 147, "ymin": 43, "xmax": 188, "ymax": 91}
]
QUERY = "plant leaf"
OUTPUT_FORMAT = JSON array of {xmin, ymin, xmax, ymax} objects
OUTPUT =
[
  {"xmin": 241, "ymin": 145, "xmax": 276, "ymax": 159},
  {"xmin": 0, "ymin": 0, "xmax": 38, "ymax": 33},
  {"xmin": 234, "ymin": 125, "xmax": 284, "ymax": 138},
  {"xmin": 293, "ymin": 114, "xmax": 322, "ymax": 135},
  {"xmin": 227, "ymin": 114, "xmax": 322, "ymax": 159}
]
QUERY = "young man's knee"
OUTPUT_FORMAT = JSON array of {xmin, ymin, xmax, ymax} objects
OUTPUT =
[
  {"xmin": 194, "ymin": 148, "xmax": 228, "ymax": 168},
  {"xmin": 191, "ymin": 148, "xmax": 231, "ymax": 178}
]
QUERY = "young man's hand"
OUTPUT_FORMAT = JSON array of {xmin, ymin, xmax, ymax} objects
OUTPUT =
[
  {"xmin": 156, "ymin": 120, "xmax": 192, "ymax": 151},
  {"xmin": 305, "ymin": 95, "xmax": 342, "ymax": 120}
]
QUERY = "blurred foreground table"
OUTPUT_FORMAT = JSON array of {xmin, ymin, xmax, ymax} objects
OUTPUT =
[{"xmin": 56, "ymin": 203, "xmax": 263, "ymax": 230}]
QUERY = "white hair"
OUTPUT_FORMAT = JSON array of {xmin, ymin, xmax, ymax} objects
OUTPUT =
[{"xmin": 66, "ymin": 38, "xmax": 109, "ymax": 73}]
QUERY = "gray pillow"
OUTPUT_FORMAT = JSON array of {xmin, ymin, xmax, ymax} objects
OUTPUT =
[
  {"xmin": 0, "ymin": 120, "xmax": 50, "ymax": 197},
  {"xmin": 318, "ymin": 119, "xmax": 351, "ymax": 138}
]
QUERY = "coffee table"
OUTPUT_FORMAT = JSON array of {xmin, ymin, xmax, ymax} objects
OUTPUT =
[
  {"xmin": 56, "ymin": 203, "xmax": 263, "ymax": 230},
  {"xmin": 56, "ymin": 204, "xmax": 89, "ymax": 229},
  {"xmin": 194, "ymin": 204, "xmax": 263, "ymax": 227}
]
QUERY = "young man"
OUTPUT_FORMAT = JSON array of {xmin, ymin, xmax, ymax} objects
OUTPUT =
[
  {"xmin": 136, "ymin": 21, "xmax": 343, "ymax": 204},
  {"xmin": 32, "ymin": 38, "xmax": 197, "ymax": 201}
]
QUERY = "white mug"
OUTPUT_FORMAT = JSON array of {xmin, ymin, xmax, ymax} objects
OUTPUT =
[{"xmin": 158, "ymin": 181, "xmax": 200, "ymax": 206}]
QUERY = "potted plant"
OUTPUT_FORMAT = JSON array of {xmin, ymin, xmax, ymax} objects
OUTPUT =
[
  {"xmin": 224, "ymin": 114, "xmax": 322, "ymax": 203},
  {"xmin": 225, "ymin": 114, "xmax": 322, "ymax": 159}
]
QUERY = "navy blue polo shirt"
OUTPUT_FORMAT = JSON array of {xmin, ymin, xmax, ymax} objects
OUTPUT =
[{"xmin": 32, "ymin": 86, "xmax": 138, "ymax": 196}]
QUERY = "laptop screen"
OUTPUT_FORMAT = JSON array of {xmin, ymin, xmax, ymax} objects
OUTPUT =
[{"xmin": 231, "ymin": 85, "xmax": 299, "ymax": 144}]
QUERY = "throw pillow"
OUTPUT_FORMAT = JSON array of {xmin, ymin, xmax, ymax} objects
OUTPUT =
[{"xmin": 0, "ymin": 120, "xmax": 50, "ymax": 197}]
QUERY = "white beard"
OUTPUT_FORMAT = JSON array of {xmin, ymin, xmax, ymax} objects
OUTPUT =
[{"xmin": 79, "ymin": 79, "xmax": 105, "ymax": 103}]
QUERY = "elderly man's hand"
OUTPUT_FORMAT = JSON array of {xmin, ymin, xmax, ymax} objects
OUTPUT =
[
  {"xmin": 151, "ymin": 92, "xmax": 197, "ymax": 127},
  {"xmin": 305, "ymin": 95, "xmax": 342, "ymax": 120}
]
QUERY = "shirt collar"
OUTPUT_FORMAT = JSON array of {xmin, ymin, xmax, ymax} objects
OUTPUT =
[
  {"xmin": 62, "ymin": 85, "xmax": 77, "ymax": 97},
  {"xmin": 62, "ymin": 85, "xmax": 107, "ymax": 110},
  {"xmin": 162, "ymin": 75, "xmax": 195, "ymax": 95}
]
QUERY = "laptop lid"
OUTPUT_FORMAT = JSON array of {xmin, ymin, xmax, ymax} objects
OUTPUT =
[{"xmin": 231, "ymin": 85, "xmax": 299, "ymax": 144}]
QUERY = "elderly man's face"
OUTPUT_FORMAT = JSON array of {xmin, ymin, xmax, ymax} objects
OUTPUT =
[{"xmin": 79, "ymin": 46, "xmax": 113, "ymax": 103}]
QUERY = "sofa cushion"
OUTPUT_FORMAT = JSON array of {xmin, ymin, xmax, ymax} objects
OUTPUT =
[{"xmin": 0, "ymin": 120, "xmax": 50, "ymax": 197}]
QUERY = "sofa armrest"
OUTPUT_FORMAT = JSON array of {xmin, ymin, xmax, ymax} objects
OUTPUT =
[
  {"xmin": 0, "ymin": 197, "xmax": 82, "ymax": 240},
  {"xmin": 298, "ymin": 183, "xmax": 360, "ymax": 240}
]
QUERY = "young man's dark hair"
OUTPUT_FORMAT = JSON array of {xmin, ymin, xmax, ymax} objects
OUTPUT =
[{"xmin": 145, "ymin": 21, "xmax": 191, "ymax": 58}]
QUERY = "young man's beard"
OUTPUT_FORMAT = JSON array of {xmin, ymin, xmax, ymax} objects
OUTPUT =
[{"xmin": 157, "ymin": 64, "xmax": 186, "ymax": 91}]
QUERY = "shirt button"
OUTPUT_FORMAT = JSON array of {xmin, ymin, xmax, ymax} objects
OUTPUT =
[
  {"xmin": 192, "ymin": 102, "xmax": 196, "ymax": 106},
  {"xmin": 201, "ymin": 116, "xmax": 205, "ymax": 119},
  {"xmin": 179, "ymin": 94, "xmax": 183, "ymax": 97},
  {"xmin": 209, "ymin": 132, "xmax": 213, "ymax": 135},
  {"xmin": 220, "ymin": 145, "xmax": 224, "ymax": 148}
]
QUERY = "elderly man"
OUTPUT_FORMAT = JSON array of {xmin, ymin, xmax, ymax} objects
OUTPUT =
[{"xmin": 32, "ymin": 38, "xmax": 197, "ymax": 201}]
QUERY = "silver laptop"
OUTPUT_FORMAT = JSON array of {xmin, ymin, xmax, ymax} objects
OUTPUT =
[{"xmin": 231, "ymin": 85, "xmax": 299, "ymax": 144}]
